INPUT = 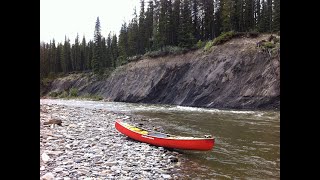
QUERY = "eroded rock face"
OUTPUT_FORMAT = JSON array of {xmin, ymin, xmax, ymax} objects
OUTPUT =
[
  {"xmin": 40, "ymin": 104, "xmax": 182, "ymax": 179},
  {"xmin": 48, "ymin": 35, "xmax": 279, "ymax": 110}
]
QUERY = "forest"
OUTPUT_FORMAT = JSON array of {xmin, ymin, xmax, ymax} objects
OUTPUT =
[{"xmin": 40, "ymin": 0, "xmax": 280, "ymax": 80}]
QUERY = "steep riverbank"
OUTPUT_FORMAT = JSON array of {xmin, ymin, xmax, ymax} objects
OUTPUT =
[{"xmin": 44, "ymin": 34, "xmax": 280, "ymax": 110}]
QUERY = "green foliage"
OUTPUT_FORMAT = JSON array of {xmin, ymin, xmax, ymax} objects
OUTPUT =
[
  {"xmin": 212, "ymin": 31, "xmax": 236, "ymax": 45},
  {"xmin": 58, "ymin": 91, "xmax": 68, "ymax": 98},
  {"xmin": 196, "ymin": 40, "xmax": 205, "ymax": 49},
  {"xmin": 80, "ymin": 94, "xmax": 103, "ymax": 101},
  {"xmin": 48, "ymin": 91, "xmax": 60, "ymax": 98},
  {"xmin": 69, "ymin": 88, "xmax": 78, "ymax": 97},
  {"xmin": 204, "ymin": 41, "xmax": 214, "ymax": 51},
  {"xmin": 262, "ymin": 42, "xmax": 276, "ymax": 48}
]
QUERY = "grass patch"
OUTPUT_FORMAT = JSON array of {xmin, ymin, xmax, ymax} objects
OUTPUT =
[
  {"xmin": 69, "ymin": 88, "xmax": 78, "ymax": 97},
  {"xmin": 212, "ymin": 31, "xmax": 236, "ymax": 46}
]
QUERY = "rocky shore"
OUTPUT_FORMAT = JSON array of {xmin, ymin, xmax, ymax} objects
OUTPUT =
[{"xmin": 40, "ymin": 103, "xmax": 183, "ymax": 180}]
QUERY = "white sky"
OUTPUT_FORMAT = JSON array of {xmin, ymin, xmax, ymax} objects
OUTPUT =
[{"xmin": 40, "ymin": 0, "xmax": 141, "ymax": 44}]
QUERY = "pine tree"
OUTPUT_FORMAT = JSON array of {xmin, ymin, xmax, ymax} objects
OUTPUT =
[
  {"xmin": 111, "ymin": 34, "xmax": 118, "ymax": 68},
  {"xmin": 258, "ymin": 0, "xmax": 267, "ymax": 32},
  {"xmin": 178, "ymin": 0, "xmax": 195, "ymax": 48},
  {"xmin": 166, "ymin": 0, "xmax": 175, "ymax": 45},
  {"xmin": 80, "ymin": 36, "xmax": 86, "ymax": 70},
  {"xmin": 266, "ymin": 0, "xmax": 272, "ymax": 32},
  {"xmin": 106, "ymin": 33, "xmax": 113, "ymax": 68},
  {"xmin": 255, "ymin": 0, "xmax": 261, "ymax": 30},
  {"xmin": 138, "ymin": 0, "xmax": 146, "ymax": 54},
  {"xmin": 50, "ymin": 39, "xmax": 56, "ymax": 73},
  {"xmin": 172, "ymin": 0, "xmax": 181, "ymax": 45},
  {"xmin": 244, "ymin": 0, "xmax": 255, "ymax": 31},
  {"xmin": 92, "ymin": 17, "xmax": 103, "ymax": 75},
  {"xmin": 221, "ymin": 0, "xmax": 232, "ymax": 32},
  {"xmin": 118, "ymin": 22, "xmax": 129, "ymax": 65},
  {"xmin": 192, "ymin": 0, "xmax": 200, "ymax": 41},
  {"xmin": 56, "ymin": 43, "xmax": 62, "ymax": 73},
  {"xmin": 128, "ymin": 8, "xmax": 139, "ymax": 56},
  {"xmin": 203, "ymin": 0, "xmax": 215, "ymax": 39},
  {"xmin": 145, "ymin": 1, "xmax": 154, "ymax": 51},
  {"xmin": 273, "ymin": 0, "xmax": 280, "ymax": 32}
]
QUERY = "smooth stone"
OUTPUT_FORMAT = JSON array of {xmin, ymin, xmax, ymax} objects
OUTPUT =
[{"xmin": 40, "ymin": 172, "xmax": 55, "ymax": 180}]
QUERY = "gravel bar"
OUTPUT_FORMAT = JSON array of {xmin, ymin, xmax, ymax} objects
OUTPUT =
[{"xmin": 40, "ymin": 104, "xmax": 185, "ymax": 180}]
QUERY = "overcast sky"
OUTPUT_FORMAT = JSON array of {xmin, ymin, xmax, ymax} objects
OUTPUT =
[{"xmin": 40, "ymin": 0, "xmax": 141, "ymax": 44}]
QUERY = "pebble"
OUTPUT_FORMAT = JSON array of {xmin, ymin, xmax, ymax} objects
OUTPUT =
[{"xmin": 40, "ymin": 103, "xmax": 182, "ymax": 179}]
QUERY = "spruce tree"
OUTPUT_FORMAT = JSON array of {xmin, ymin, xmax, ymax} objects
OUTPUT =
[
  {"xmin": 111, "ymin": 34, "xmax": 118, "ymax": 68},
  {"xmin": 138, "ymin": 0, "xmax": 146, "ymax": 54},
  {"xmin": 118, "ymin": 22, "xmax": 129, "ymax": 65},
  {"xmin": 145, "ymin": 1, "xmax": 154, "ymax": 51},
  {"xmin": 92, "ymin": 17, "xmax": 103, "ymax": 75},
  {"xmin": 272, "ymin": 0, "xmax": 279, "ymax": 32},
  {"xmin": 172, "ymin": 0, "xmax": 181, "ymax": 45},
  {"xmin": 178, "ymin": 0, "xmax": 195, "ymax": 48}
]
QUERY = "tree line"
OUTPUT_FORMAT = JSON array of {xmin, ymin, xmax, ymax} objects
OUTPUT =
[{"xmin": 40, "ymin": 0, "xmax": 279, "ymax": 79}]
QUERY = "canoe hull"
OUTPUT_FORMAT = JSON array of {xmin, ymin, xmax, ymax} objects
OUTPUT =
[{"xmin": 115, "ymin": 120, "xmax": 214, "ymax": 151}]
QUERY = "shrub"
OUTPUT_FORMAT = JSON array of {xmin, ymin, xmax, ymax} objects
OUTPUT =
[
  {"xmin": 204, "ymin": 40, "xmax": 214, "ymax": 51},
  {"xmin": 69, "ymin": 88, "xmax": 78, "ymax": 97},
  {"xmin": 58, "ymin": 91, "xmax": 68, "ymax": 98},
  {"xmin": 263, "ymin": 42, "xmax": 276, "ymax": 49},
  {"xmin": 196, "ymin": 40, "xmax": 205, "ymax": 49},
  {"xmin": 48, "ymin": 91, "xmax": 60, "ymax": 97},
  {"xmin": 212, "ymin": 31, "xmax": 236, "ymax": 45}
]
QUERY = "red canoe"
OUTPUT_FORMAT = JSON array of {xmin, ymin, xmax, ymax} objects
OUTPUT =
[{"xmin": 115, "ymin": 120, "xmax": 215, "ymax": 151}]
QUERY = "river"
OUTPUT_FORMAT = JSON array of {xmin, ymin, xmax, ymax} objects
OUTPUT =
[{"xmin": 40, "ymin": 99, "xmax": 280, "ymax": 179}]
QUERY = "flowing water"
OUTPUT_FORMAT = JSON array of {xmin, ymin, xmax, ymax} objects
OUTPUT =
[{"xmin": 40, "ymin": 99, "xmax": 280, "ymax": 179}]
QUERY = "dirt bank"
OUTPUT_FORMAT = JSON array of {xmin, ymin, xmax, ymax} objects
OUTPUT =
[{"xmin": 46, "ymin": 34, "xmax": 280, "ymax": 110}]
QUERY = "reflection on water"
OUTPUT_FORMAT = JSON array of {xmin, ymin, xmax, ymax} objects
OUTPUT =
[{"xmin": 40, "ymin": 99, "xmax": 280, "ymax": 179}]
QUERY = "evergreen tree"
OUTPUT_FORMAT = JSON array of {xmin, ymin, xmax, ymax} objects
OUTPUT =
[
  {"xmin": 166, "ymin": 0, "xmax": 175, "ymax": 45},
  {"xmin": 203, "ymin": 0, "xmax": 215, "ymax": 39},
  {"xmin": 178, "ymin": 0, "xmax": 195, "ymax": 48},
  {"xmin": 244, "ymin": 0, "xmax": 255, "ymax": 31},
  {"xmin": 118, "ymin": 22, "xmax": 129, "ymax": 66},
  {"xmin": 192, "ymin": 0, "xmax": 200, "ymax": 41},
  {"xmin": 145, "ymin": 1, "xmax": 154, "ymax": 51},
  {"xmin": 272, "ymin": 0, "xmax": 280, "ymax": 32},
  {"xmin": 221, "ymin": 0, "xmax": 232, "ymax": 32},
  {"xmin": 128, "ymin": 8, "xmax": 139, "ymax": 56},
  {"xmin": 50, "ymin": 39, "xmax": 57, "ymax": 73},
  {"xmin": 56, "ymin": 43, "xmax": 62, "ymax": 73},
  {"xmin": 111, "ymin": 34, "xmax": 118, "ymax": 68},
  {"xmin": 266, "ymin": 0, "xmax": 272, "ymax": 32},
  {"xmin": 172, "ymin": 0, "xmax": 181, "ymax": 45},
  {"xmin": 92, "ymin": 17, "xmax": 103, "ymax": 74},
  {"xmin": 152, "ymin": 0, "xmax": 161, "ymax": 50},
  {"xmin": 101, "ymin": 37, "xmax": 107, "ymax": 68},
  {"xmin": 138, "ymin": 0, "xmax": 146, "ymax": 54},
  {"xmin": 258, "ymin": 0, "xmax": 267, "ymax": 32},
  {"xmin": 158, "ymin": 0, "xmax": 168, "ymax": 48},
  {"xmin": 80, "ymin": 36, "xmax": 86, "ymax": 70},
  {"xmin": 255, "ymin": 0, "xmax": 261, "ymax": 30},
  {"xmin": 106, "ymin": 33, "xmax": 113, "ymax": 68}
]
